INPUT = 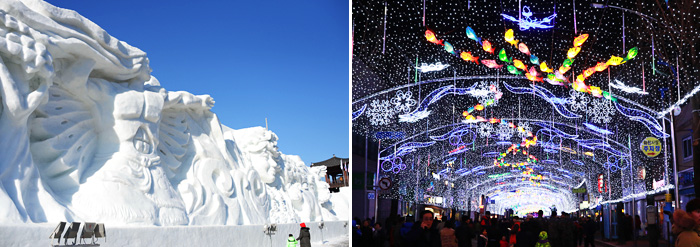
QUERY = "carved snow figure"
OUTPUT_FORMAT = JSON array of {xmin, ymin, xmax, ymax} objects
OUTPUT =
[
  {"xmin": 0, "ymin": 0, "xmax": 344, "ymax": 225},
  {"xmin": 233, "ymin": 127, "xmax": 283, "ymax": 185}
]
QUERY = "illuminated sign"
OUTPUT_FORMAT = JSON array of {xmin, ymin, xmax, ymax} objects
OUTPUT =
[
  {"xmin": 640, "ymin": 137, "xmax": 662, "ymax": 157},
  {"xmin": 637, "ymin": 167, "xmax": 647, "ymax": 180},
  {"xmin": 573, "ymin": 188, "xmax": 587, "ymax": 193},
  {"xmin": 653, "ymin": 179, "xmax": 666, "ymax": 190},
  {"xmin": 597, "ymin": 174, "xmax": 605, "ymax": 193}
]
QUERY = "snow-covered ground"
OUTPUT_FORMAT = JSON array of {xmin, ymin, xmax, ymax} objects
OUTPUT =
[{"xmin": 0, "ymin": 221, "xmax": 349, "ymax": 247}]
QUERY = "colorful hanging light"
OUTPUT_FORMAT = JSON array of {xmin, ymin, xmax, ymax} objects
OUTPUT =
[
  {"xmin": 625, "ymin": 47, "xmax": 638, "ymax": 61},
  {"xmin": 507, "ymin": 65, "xmax": 522, "ymax": 75},
  {"xmin": 513, "ymin": 59, "xmax": 527, "ymax": 71},
  {"xmin": 444, "ymin": 41, "xmax": 455, "ymax": 54},
  {"xmin": 518, "ymin": 43, "xmax": 531, "ymax": 55},
  {"xmin": 526, "ymin": 72, "xmax": 543, "ymax": 82},
  {"xmin": 540, "ymin": 62, "xmax": 553, "ymax": 73},
  {"xmin": 606, "ymin": 56, "xmax": 624, "ymax": 66},
  {"xmin": 563, "ymin": 58, "xmax": 574, "ymax": 67},
  {"xmin": 466, "ymin": 26, "xmax": 482, "ymax": 44},
  {"xmin": 481, "ymin": 59, "xmax": 504, "ymax": 69},
  {"xmin": 482, "ymin": 40, "xmax": 495, "ymax": 53},
  {"xmin": 460, "ymin": 51, "xmax": 479, "ymax": 63},
  {"xmin": 504, "ymin": 29, "xmax": 519, "ymax": 46},
  {"xmin": 573, "ymin": 33, "xmax": 589, "ymax": 47},
  {"xmin": 567, "ymin": 47, "xmax": 581, "ymax": 59},
  {"xmin": 425, "ymin": 30, "xmax": 444, "ymax": 45},
  {"xmin": 528, "ymin": 66, "xmax": 539, "ymax": 77},
  {"xmin": 499, "ymin": 48, "xmax": 512, "ymax": 63},
  {"xmin": 594, "ymin": 62, "xmax": 608, "ymax": 72}
]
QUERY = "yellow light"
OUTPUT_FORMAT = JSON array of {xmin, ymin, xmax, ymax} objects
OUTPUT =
[
  {"xmin": 513, "ymin": 59, "xmax": 526, "ymax": 70},
  {"xmin": 589, "ymin": 86, "xmax": 602, "ymax": 97},
  {"xmin": 567, "ymin": 47, "xmax": 581, "ymax": 58},
  {"xmin": 606, "ymin": 56, "xmax": 624, "ymax": 66},
  {"xmin": 540, "ymin": 62, "xmax": 553, "ymax": 72}
]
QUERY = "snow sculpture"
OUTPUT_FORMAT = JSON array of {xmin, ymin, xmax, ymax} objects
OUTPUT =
[{"xmin": 0, "ymin": 0, "xmax": 343, "ymax": 225}]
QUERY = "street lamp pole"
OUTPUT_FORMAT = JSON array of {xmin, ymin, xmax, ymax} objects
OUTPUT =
[
  {"xmin": 590, "ymin": 3, "xmax": 677, "ymax": 33},
  {"xmin": 590, "ymin": 3, "xmax": 657, "ymax": 21}
]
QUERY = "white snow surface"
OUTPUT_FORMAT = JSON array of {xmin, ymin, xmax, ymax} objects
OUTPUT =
[{"xmin": 0, "ymin": 0, "xmax": 348, "ymax": 228}]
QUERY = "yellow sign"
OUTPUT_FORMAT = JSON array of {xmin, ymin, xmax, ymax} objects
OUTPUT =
[
  {"xmin": 665, "ymin": 193, "xmax": 672, "ymax": 202},
  {"xmin": 640, "ymin": 137, "xmax": 662, "ymax": 157}
]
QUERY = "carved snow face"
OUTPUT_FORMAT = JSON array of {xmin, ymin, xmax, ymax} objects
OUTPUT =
[
  {"xmin": 237, "ymin": 128, "xmax": 282, "ymax": 184},
  {"xmin": 250, "ymin": 148, "xmax": 281, "ymax": 184},
  {"xmin": 104, "ymin": 88, "xmax": 187, "ymax": 224},
  {"xmin": 113, "ymin": 90, "xmax": 164, "ymax": 159}
]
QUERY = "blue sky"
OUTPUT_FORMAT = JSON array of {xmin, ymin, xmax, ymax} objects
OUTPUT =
[{"xmin": 44, "ymin": 0, "xmax": 349, "ymax": 165}]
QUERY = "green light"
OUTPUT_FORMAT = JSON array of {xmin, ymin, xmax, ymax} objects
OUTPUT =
[
  {"xmin": 626, "ymin": 47, "xmax": 638, "ymax": 60},
  {"xmin": 563, "ymin": 58, "xmax": 574, "ymax": 67}
]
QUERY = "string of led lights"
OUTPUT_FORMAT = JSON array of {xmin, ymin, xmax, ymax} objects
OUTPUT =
[{"xmin": 353, "ymin": 0, "xmax": 694, "ymax": 213}]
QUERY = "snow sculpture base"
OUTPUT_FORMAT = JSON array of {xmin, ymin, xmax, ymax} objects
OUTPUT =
[{"xmin": 0, "ymin": 221, "xmax": 349, "ymax": 247}]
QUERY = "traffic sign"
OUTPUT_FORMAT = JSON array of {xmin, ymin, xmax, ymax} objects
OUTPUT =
[{"xmin": 379, "ymin": 177, "xmax": 392, "ymax": 190}]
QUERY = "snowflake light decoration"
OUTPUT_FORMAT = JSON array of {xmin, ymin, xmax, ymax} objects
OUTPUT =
[
  {"xmin": 496, "ymin": 124, "xmax": 514, "ymax": 140},
  {"xmin": 517, "ymin": 122, "xmax": 532, "ymax": 138},
  {"xmin": 367, "ymin": 99, "xmax": 396, "ymax": 126},
  {"xmin": 473, "ymin": 81, "xmax": 501, "ymax": 106},
  {"xmin": 391, "ymin": 91, "xmax": 417, "ymax": 113},
  {"xmin": 588, "ymin": 99, "xmax": 616, "ymax": 124},
  {"xmin": 477, "ymin": 123, "xmax": 494, "ymax": 138},
  {"xmin": 567, "ymin": 90, "xmax": 589, "ymax": 112}
]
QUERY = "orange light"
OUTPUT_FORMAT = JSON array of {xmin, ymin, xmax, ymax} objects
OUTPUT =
[
  {"xmin": 595, "ymin": 62, "xmax": 608, "ymax": 72},
  {"xmin": 482, "ymin": 40, "xmax": 495, "ymax": 53},
  {"xmin": 425, "ymin": 30, "xmax": 442, "ymax": 45},
  {"xmin": 573, "ymin": 34, "xmax": 589, "ymax": 47},
  {"xmin": 558, "ymin": 66, "xmax": 571, "ymax": 74},
  {"xmin": 460, "ymin": 51, "xmax": 479, "ymax": 63},
  {"xmin": 526, "ymin": 73, "xmax": 542, "ymax": 82},
  {"xmin": 475, "ymin": 104, "xmax": 484, "ymax": 111}
]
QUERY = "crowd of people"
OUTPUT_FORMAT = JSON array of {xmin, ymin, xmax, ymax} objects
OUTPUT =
[
  {"xmin": 353, "ymin": 210, "xmax": 599, "ymax": 247},
  {"xmin": 353, "ymin": 198, "xmax": 700, "ymax": 247},
  {"xmin": 352, "ymin": 198, "xmax": 700, "ymax": 246}
]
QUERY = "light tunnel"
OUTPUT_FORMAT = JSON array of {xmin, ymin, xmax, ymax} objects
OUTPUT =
[{"xmin": 354, "ymin": 75, "xmax": 671, "ymax": 215}]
